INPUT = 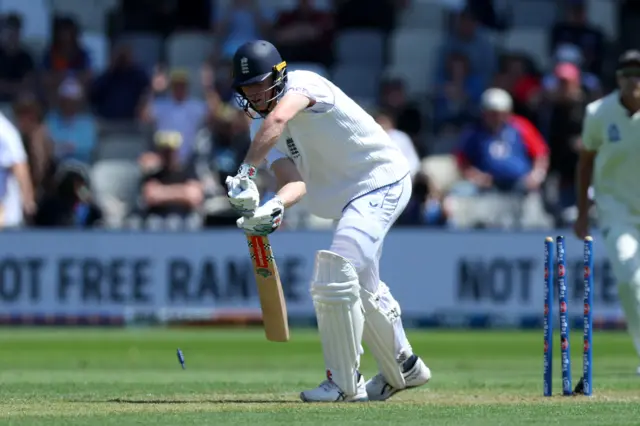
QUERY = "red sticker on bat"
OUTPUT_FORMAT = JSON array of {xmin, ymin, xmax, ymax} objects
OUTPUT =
[{"xmin": 252, "ymin": 236, "xmax": 269, "ymax": 269}]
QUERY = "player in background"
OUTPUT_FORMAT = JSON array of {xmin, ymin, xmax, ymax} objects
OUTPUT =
[
  {"xmin": 225, "ymin": 40, "xmax": 431, "ymax": 402},
  {"xmin": 575, "ymin": 50, "xmax": 640, "ymax": 374}
]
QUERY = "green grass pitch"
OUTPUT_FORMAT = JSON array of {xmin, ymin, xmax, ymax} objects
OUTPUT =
[{"xmin": 1, "ymin": 328, "xmax": 639, "ymax": 425}]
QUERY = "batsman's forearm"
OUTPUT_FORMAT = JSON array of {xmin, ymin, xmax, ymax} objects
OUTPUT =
[
  {"xmin": 276, "ymin": 181, "xmax": 306, "ymax": 208},
  {"xmin": 576, "ymin": 155, "xmax": 594, "ymax": 215},
  {"xmin": 244, "ymin": 117, "xmax": 286, "ymax": 166}
]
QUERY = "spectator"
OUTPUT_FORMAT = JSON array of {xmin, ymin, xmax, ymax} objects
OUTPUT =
[
  {"xmin": 273, "ymin": 0, "xmax": 334, "ymax": 67},
  {"xmin": 374, "ymin": 109, "xmax": 420, "ymax": 178},
  {"xmin": 208, "ymin": 107, "xmax": 250, "ymax": 186},
  {"xmin": 0, "ymin": 14, "xmax": 35, "ymax": 102},
  {"xmin": 0, "ymin": 108, "xmax": 35, "ymax": 228},
  {"xmin": 34, "ymin": 160, "xmax": 102, "ymax": 227},
  {"xmin": 12, "ymin": 93, "xmax": 54, "ymax": 200},
  {"xmin": 45, "ymin": 77, "xmax": 97, "ymax": 164},
  {"xmin": 549, "ymin": 0, "xmax": 605, "ymax": 76},
  {"xmin": 492, "ymin": 53, "xmax": 541, "ymax": 122},
  {"xmin": 214, "ymin": 0, "xmax": 275, "ymax": 61},
  {"xmin": 140, "ymin": 131, "xmax": 204, "ymax": 229},
  {"xmin": 42, "ymin": 17, "xmax": 91, "ymax": 103},
  {"xmin": 378, "ymin": 78, "xmax": 423, "ymax": 147},
  {"xmin": 436, "ymin": 8, "xmax": 496, "ymax": 89},
  {"xmin": 139, "ymin": 69, "xmax": 211, "ymax": 168},
  {"xmin": 537, "ymin": 62, "xmax": 587, "ymax": 226},
  {"xmin": 455, "ymin": 88, "xmax": 548, "ymax": 195},
  {"xmin": 396, "ymin": 171, "xmax": 448, "ymax": 227},
  {"xmin": 90, "ymin": 43, "xmax": 150, "ymax": 121},
  {"xmin": 541, "ymin": 44, "xmax": 602, "ymax": 101},
  {"xmin": 432, "ymin": 51, "xmax": 484, "ymax": 134}
]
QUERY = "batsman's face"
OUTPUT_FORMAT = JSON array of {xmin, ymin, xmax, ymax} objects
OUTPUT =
[{"xmin": 241, "ymin": 78, "xmax": 275, "ymax": 113}]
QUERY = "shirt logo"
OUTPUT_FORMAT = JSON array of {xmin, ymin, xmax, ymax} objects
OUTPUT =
[
  {"xmin": 607, "ymin": 124, "xmax": 620, "ymax": 142},
  {"xmin": 286, "ymin": 137, "xmax": 300, "ymax": 159}
]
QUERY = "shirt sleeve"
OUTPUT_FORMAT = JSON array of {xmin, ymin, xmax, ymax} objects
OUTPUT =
[
  {"xmin": 285, "ymin": 72, "xmax": 335, "ymax": 113},
  {"xmin": 511, "ymin": 115, "xmax": 549, "ymax": 158},
  {"xmin": 0, "ymin": 119, "xmax": 26, "ymax": 168},
  {"xmin": 581, "ymin": 102, "xmax": 603, "ymax": 152}
]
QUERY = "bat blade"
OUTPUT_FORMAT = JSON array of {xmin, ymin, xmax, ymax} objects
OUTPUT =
[{"xmin": 247, "ymin": 234, "xmax": 290, "ymax": 342}]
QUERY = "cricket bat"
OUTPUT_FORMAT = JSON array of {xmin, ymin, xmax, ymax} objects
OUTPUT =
[{"xmin": 246, "ymin": 234, "xmax": 290, "ymax": 342}]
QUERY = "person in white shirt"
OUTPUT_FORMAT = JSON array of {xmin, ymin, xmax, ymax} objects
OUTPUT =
[
  {"xmin": 575, "ymin": 50, "xmax": 640, "ymax": 374},
  {"xmin": 226, "ymin": 40, "xmax": 431, "ymax": 402},
  {"xmin": 374, "ymin": 109, "xmax": 421, "ymax": 178},
  {"xmin": 0, "ymin": 112, "xmax": 35, "ymax": 228}
]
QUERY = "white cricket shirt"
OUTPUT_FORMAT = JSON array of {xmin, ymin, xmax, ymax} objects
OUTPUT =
[
  {"xmin": 582, "ymin": 91, "xmax": 640, "ymax": 223},
  {"xmin": 0, "ymin": 113, "xmax": 27, "ymax": 227},
  {"xmin": 252, "ymin": 70, "xmax": 410, "ymax": 219}
]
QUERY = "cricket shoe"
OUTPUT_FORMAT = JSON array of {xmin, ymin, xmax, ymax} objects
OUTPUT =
[
  {"xmin": 300, "ymin": 373, "xmax": 369, "ymax": 402},
  {"xmin": 365, "ymin": 354, "xmax": 431, "ymax": 401}
]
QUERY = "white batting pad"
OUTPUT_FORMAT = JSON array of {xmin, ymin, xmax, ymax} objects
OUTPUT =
[
  {"xmin": 310, "ymin": 250, "xmax": 364, "ymax": 396},
  {"xmin": 361, "ymin": 282, "xmax": 408, "ymax": 389}
]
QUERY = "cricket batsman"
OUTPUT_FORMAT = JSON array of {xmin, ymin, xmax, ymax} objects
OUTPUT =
[
  {"xmin": 575, "ymin": 49, "xmax": 640, "ymax": 374},
  {"xmin": 225, "ymin": 40, "xmax": 431, "ymax": 402}
]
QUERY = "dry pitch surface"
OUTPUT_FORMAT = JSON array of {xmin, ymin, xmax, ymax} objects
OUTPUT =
[{"xmin": 1, "ymin": 328, "xmax": 639, "ymax": 425}]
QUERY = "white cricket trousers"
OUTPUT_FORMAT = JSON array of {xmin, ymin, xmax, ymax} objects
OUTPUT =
[
  {"xmin": 329, "ymin": 173, "xmax": 413, "ymax": 355},
  {"xmin": 601, "ymin": 220, "xmax": 640, "ymax": 357}
]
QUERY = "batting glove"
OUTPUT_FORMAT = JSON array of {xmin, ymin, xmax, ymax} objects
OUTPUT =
[
  {"xmin": 226, "ymin": 170, "xmax": 260, "ymax": 216},
  {"xmin": 237, "ymin": 196, "xmax": 284, "ymax": 236}
]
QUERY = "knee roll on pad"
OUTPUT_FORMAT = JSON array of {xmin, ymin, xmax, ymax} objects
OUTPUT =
[
  {"xmin": 310, "ymin": 250, "xmax": 365, "ymax": 396},
  {"xmin": 361, "ymin": 284, "xmax": 407, "ymax": 389}
]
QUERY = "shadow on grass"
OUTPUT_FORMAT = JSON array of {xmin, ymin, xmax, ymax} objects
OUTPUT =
[{"xmin": 66, "ymin": 398, "xmax": 301, "ymax": 404}]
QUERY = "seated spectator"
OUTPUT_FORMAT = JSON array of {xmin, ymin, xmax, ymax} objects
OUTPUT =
[
  {"xmin": 454, "ymin": 88, "xmax": 548, "ymax": 194},
  {"xmin": 34, "ymin": 160, "xmax": 102, "ymax": 227},
  {"xmin": 492, "ymin": 53, "xmax": 541, "ymax": 122},
  {"xmin": 273, "ymin": 0, "xmax": 334, "ymax": 67},
  {"xmin": 396, "ymin": 171, "xmax": 448, "ymax": 227},
  {"xmin": 208, "ymin": 108, "xmax": 250, "ymax": 185},
  {"xmin": 549, "ymin": 0, "xmax": 605, "ymax": 76},
  {"xmin": 537, "ymin": 62, "xmax": 587, "ymax": 226},
  {"xmin": 90, "ymin": 43, "xmax": 150, "ymax": 121},
  {"xmin": 42, "ymin": 17, "xmax": 91, "ymax": 103},
  {"xmin": 436, "ymin": 8, "xmax": 496, "ymax": 89},
  {"xmin": 0, "ymin": 14, "xmax": 35, "ymax": 102},
  {"xmin": 140, "ymin": 131, "xmax": 204, "ymax": 228},
  {"xmin": 45, "ymin": 77, "xmax": 97, "ymax": 164},
  {"xmin": 0, "ymin": 104, "xmax": 35, "ymax": 228},
  {"xmin": 432, "ymin": 51, "xmax": 483, "ymax": 134},
  {"xmin": 374, "ymin": 109, "xmax": 420, "ymax": 178},
  {"xmin": 378, "ymin": 78, "xmax": 423, "ymax": 146},
  {"xmin": 542, "ymin": 44, "xmax": 601, "ymax": 101},
  {"xmin": 214, "ymin": 0, "xmax": 275, "ymax": 61},
  {"xmin": 139, "ymin": 69, "xmax": 212, "ymax": 168},
  {"xmin": 12, "ymin": 93, "xmax": 55, "ymax": 200}
]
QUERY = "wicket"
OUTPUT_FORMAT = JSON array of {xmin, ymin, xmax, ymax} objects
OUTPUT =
[{"xmin": 543, "ymin": 235, "xmax": 593, "ymax": 397}]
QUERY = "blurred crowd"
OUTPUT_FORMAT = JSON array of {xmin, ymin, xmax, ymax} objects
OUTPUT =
[{"xmin": 0, "ymin": 0, "xmax": 633, "ymax": 231}]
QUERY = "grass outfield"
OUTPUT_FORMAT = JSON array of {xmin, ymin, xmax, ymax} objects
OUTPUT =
[{"xmin": 1, "ymin": 328, "xmax": 639, "ymax": 425}]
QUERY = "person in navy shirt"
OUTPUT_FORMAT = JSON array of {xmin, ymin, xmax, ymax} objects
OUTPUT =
[{"xmin": 455, "ymin": 88, "xmax": 549, "ymax": 194}]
